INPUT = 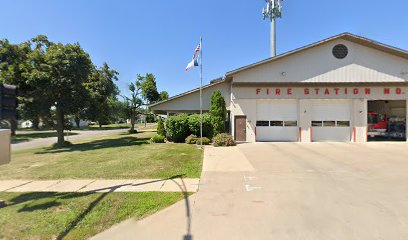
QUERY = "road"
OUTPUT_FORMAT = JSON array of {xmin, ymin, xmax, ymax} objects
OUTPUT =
[{"xmin": 11, "ymin": 129, "xmax": 127, "ymax": 151}]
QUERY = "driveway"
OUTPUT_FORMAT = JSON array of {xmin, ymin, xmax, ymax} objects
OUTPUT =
[{"xmin": 93, "ymin": 142, "xmax": 408, "ymax": 240}]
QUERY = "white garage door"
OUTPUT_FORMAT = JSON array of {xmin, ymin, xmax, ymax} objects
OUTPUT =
[
  {"xmin": 311, "ymin": 100, "xmax": 352, "ymax": 142},
  {"xmin": 256, "ymin": 100, "xmax": 299, "ymax": 142}
]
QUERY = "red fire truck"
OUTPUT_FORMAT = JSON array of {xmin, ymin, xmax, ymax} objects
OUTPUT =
[{"xmin": 367, "ymin": 112, "xmax": 388, "ymax": 137}]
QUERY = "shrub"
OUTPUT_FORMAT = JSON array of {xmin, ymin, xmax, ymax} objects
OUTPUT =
[
  {"xmin": 157, "ymin": 118, "xmax": 165, "ymax": 136},
  {"xmin": 209, "ymin": 90, "xmax": 227, "ymax": 135},
  {"xmin": 185, "ymin": 134, "xmax": 198, "ymax": 144},
  {"xmin": 150, "ymin": 134, "xmax": 166, "ymax": 143},
  {"xmin": 165, "ymin": 114, "xmax": 189, "ymax": 142},
  {"xmin": 213, "ymin": 133, "xmax": 235, "ymax": 147},
  {"xmin": 196, "ymin": 137, "xmax": 211, "ymax": 145},
  {"xmin": 188, "ymin": 113, "xmax": 213, "ymax": 138}
]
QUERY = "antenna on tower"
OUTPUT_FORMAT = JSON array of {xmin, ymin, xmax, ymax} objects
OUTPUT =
[{"xmin": 262, "ymin": 0, "xmax": 283, "ymax": 57}]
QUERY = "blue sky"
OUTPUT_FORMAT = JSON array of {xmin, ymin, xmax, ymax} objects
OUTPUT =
[{"xmin": 1, "ymin": 0, "xmax": 408, "ymax": 97}]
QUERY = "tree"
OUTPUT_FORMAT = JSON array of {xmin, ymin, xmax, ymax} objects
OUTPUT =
[
  {"xmin": 0, "ymin": 39, "xmax": 33, "ymax": 132},
  {"xmin": 157, "ymin": 117, "xmax": 165, "ymax": 136},
  {"xmin": 85, "ymin": 63, "xmax": 119, "ymax": 127},
  {"xmin": 124, "ymin": 75, "xmax": 144, "ymax": 133},
  {"xmin": 159, "ymin": 91, "xmax": 169, "ymax": 101},
  {"xmin": 209, "ymin": 90, "xmax": 227, "ymax": 135},
  {"xmin": 110, "ymin": 99, "xmax": 129, "ymax": 123},
  {"xmin": 31, "ymin": 41, "xmax": 93, "ymax": 145},
  {"xmin": 141, "ymin": 73, "xmax": 159, "ymax": 104}
]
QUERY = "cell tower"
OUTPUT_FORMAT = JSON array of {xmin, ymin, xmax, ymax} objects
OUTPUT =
[{"xmin": 262, "ymin": 0, "xmax": 283, "ymax": 57}]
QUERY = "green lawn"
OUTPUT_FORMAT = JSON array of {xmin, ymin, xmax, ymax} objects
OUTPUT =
[
  {"xmin": 0, "ymin": 192, "xmax": 187, "ymax": 240},
  {"xmin": 1, "ymin": 131, "xmax": 203, "ymax": 180},
  {"xmin": 0, "ymin": 131, "xmax": 201, "ymax": 239}
]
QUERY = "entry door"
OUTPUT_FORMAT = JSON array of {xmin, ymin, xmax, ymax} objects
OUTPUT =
[
  {"xmin": 311, "ymin": 100, "xmax": 352, "ymax": 142},
  {"xmin": 235, "ymin": 116, "xmax": 246, "ymax": 142}
]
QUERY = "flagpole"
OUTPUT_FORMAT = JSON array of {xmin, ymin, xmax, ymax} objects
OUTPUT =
[{"xmin": 199, "ymin": 36, "xmax": 203, "ymax": 148}]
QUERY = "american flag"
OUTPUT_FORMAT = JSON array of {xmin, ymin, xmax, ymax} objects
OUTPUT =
[
  {"xmin": 186, "ymin": 42, "xmax": 201, "ymax": 72},
  {"xmin": 192, "ymin": 43, "xmax": 201, "ymax": 60}
]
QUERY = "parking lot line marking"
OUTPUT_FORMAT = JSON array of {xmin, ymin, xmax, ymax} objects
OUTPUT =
[{"xmin": 245, "ymin": 184, "xmax": 263, "ymax": 192}]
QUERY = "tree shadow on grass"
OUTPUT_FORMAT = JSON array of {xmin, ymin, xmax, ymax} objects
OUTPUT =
[
  {"xmin": 6, "ymin": 192, "xmax": 93, "ymax": 208},
  {"xmin": 2, "ymin": 175, "xmax": 193, "ymax": 240},
  {"xmin": 34, "ymin": 136, "xmax": 151, "ymax": 155},
  {"xmin": 56, "ymin": 174, "xmax": 190, "ymax": 240}
]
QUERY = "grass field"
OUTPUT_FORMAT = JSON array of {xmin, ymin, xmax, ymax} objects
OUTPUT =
[
  {"xmin": 1, "ymin": 131, "xmax": 203, "ymax": 180},
  {"xmin": 0, "ymin": 192, "xmax": 187, "ymax": 240},
  {"xmin": 1, "ymin": 130, "xmax": 201, "ymax": 239}
]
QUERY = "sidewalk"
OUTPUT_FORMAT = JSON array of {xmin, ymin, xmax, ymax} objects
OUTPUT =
[{"xmin": 0, "ymin": 178, "xmax": 200, "ymax": 193}]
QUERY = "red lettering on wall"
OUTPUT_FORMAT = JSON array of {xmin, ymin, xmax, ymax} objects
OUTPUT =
[
  {"xmin": 304, "ymin": 88, "xmax": 310, "ymax": 95},
  {"xmin": 384, "ymin": 88, "xmax": 390, "ymax": 94},
  {"xmin": 267, "ymin": 89, "xmax": 270, "ymax": 95},
  {"xmin": 345, "ymin": 88, "xmax": 348, "ymax": 95},
  {"xmin": 353, "ymin": 88, "xmax": 359, "ymax": 95},
  {"xmin": 396, "ymin": 88, "xmax": 402, "ymax": 95},
  {"xmin": 334, "ymin": 88, "xmax": 340, "ymax": 95},
  {"xmin": 256, "ymin": 89, "xmax": 261, "ymax": 95},
  {"xmin": 314, "ymin": 88, "xmax": 320, "ymax": 95},
  {"xmin": 324, "ymin": 88, "xmax": 330, "ymax": 95},
  {"xmin": 276, "ymin": 89, "xmax": 281, "ymax": 95},
  {"xmin": 365, "ymin": 88, "xmax": 371, "ymax": 95},
  {"xmin": 287, "ymin": 88, "xmax": 293, "ymax": 95}
]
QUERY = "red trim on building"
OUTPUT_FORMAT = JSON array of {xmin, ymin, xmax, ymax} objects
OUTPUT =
[
  {"xmin": 299, "ymin": 127, "xmax": 302, "ymax": 142},
  {"xmin": 353, "ymin": 127, "xmax": 357, "ymax": 142}
]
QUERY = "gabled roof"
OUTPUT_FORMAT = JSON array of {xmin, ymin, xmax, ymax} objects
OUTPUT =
[
  {"xmin": 150, "ymin": 33, "xmax": 408, "ymax": 109},
  {"xmin": 225, "ymin": 32, "xmax": 408, "ymax": 78},
  {"xmin": 148, "ymin": 78, "xmax": 225, "ymax": 108}
]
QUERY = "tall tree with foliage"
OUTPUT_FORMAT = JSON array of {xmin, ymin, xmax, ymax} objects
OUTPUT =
[
  {"xmin": 0, "ymin": 36, "xmax": 53, "ymax": 131},
  {"xmin": 124, "ymin": 75, "xmax": 144, "ymax": 133},
  {"xmin": 141, "ymin": 73, "xmax": 160, "ymax": 104},
  {"xmin": 159, "ymin": 91, "xmax": 169, "ymax": 101},
  {"xmin": 85, "ymin": 63, "xmax": 119, "ymax": 127},
  {"xmin": 209, "ymin": 90, "xmax": 227, "ymax": 135},
  {"xmin": 31, "ymin": 40, "xmax": 93, "ymax": 145}
]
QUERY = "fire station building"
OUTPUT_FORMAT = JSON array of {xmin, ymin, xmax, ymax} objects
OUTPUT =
[{"xmin": 150, "ymin": 33, "xmax": 408, "ymax": 142}]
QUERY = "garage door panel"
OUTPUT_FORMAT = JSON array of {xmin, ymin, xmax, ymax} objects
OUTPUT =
[
  {"xmin": 256, "ymin": 100, "xmax": 299, "ymax": 142},
  {"xmin": 269, "ymin": 102, "xmax": 298, "ymax": 120},
  {"xmin": 312, "ymin": 128, "xmax": 351, "ymax": 142},
  {"xmin": 312, "ymin": 100, "xmax": 352, "ymax": 142},
  {"xmin": 257, "ymin": 127, "xmax": 299, "ymax": 142},
  {"xmin": 312, "ymin": 101, "xmax": 351, "ymax": 121},
  {"xmin": 257, "ymin": 101, "xmax": 270, "ymax": 120}
]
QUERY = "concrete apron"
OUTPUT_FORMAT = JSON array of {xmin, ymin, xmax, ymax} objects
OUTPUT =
[
  {"xmin": 93, "ymin": 142, "xmax": 408, "ymax": 240},
  {"xmin": 92, "ymin": 145, "xmax": 256, "ymax": 240}
]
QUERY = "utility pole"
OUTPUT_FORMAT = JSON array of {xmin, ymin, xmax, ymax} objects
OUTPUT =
[{"xmin": 262, "ymin": 0, "xmax": 283, "ymax": 57}]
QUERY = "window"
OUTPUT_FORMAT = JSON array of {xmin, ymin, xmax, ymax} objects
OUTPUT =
[
  {"xmin": 256, "ymin": 121, "xmax": 269, "ymax": 127},
  {"xmin": 323, "ymin": 121, "xmax": 336, "ymax": 127},
  {"xmin": 312, "ymin": 121, "xmax": 323, "ymax": 127},
  {"xmin": 337, "ymin": 121, "xmax": 350, "ymax": 127},
  {"xmin": 270, "ymin": 121, "xmax": 284, "ymax": 127},
  {"xmin": 284, "ymin": 121, "xmax": 298, "ymax": 127}
]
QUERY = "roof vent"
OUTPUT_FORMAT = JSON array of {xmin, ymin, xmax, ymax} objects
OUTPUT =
[{"xmin": 332, "ymin": 44, "xmax": 348, "ymax": 59}]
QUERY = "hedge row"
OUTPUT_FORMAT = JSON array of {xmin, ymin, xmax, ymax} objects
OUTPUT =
[{"xmin": 165, "ymin": 113, "xmax": 213, "ymax": 142}]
